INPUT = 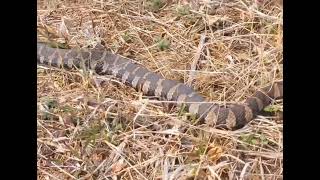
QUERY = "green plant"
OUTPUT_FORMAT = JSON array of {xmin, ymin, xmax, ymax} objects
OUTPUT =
[
  {"xmin": 240, "ymin": 134, "xmax": 269, "ymax": 145},
  {"xmin": 156, "ymin": 38, "xmax": 170, "ymax": 51},
  {"xmin": 45, "ymin": 98, "xmax": 58, "ymax": 110},
  {"xmin": 264, "ymin": 104, "xmax": 282, "ymax": 113},
  {"xmin": 176, "ymin": 5, "xmax": 190, "ymax": 16},
  {"xmin": 122, "ymin": 32, "xmax": 133, "ymax": 43},
  {"xmin": 147, "ymin": 0, "xmax": 165, "ymax": 12}
]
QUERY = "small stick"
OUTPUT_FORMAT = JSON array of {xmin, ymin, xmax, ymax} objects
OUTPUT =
[{"xmin": 187, "ymin": 34, "xmax": 207, "ymax": 86}]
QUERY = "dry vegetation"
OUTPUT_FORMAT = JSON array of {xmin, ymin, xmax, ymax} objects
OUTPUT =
[{"xmin": 37, "ymin": 0, "xmax": 283, "ymax": 179}]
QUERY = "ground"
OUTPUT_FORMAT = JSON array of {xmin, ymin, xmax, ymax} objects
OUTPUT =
[{"xmin": 37, "ymin": 0, "xmax": 283, "ymax": 179}]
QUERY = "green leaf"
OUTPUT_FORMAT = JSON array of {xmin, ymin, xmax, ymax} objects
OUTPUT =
[
  {"xmin": 264, "ymin": 105, "xmax": 282, "ymax": 112},
  {"xmin": 157, "ymin": 38, "xmax": 170, "ymax": 51},
  {"xmin": 176, "ymin": 5, "xmax": 190, "ymax": 16},
  {"xmin": 45, "ymin": 98, "xmax": 58, "ymax": 110},
  {"xmin": 122, "ymin": 32, "xmax": 133, "ymax": 43},
  {"xmin": 147, "ymin": 0, "xmax": 165, "ymax": 12}
]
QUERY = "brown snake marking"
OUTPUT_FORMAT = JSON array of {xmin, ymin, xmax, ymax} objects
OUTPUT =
[{"xmin": 37, "ymin": 42, "xmax": 283, "ymax": 130}]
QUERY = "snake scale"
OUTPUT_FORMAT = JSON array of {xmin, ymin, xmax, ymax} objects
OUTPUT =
[{"xmin": 37, "ymin": 42, "xmax": 283, "ymax": 130}]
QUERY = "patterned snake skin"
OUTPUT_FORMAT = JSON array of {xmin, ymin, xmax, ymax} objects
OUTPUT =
[{"xmin": 37, "ymin": 42, "xmax": 283, "ymax": 130}]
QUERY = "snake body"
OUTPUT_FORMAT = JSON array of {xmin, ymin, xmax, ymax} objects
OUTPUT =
[{"xmin": 37, "ymin": 42, "xmax": 283, "ymax": 130}]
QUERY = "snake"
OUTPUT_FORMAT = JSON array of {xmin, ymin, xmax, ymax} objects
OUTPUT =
[{"xmin": 37, "ymin": 42, "xmax": 283, "ymax": 130}]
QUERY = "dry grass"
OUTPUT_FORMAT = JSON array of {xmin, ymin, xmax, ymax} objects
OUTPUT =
[{"xmin": 37, "ymin": 0, "xmax": 283, "ymax": 179}]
